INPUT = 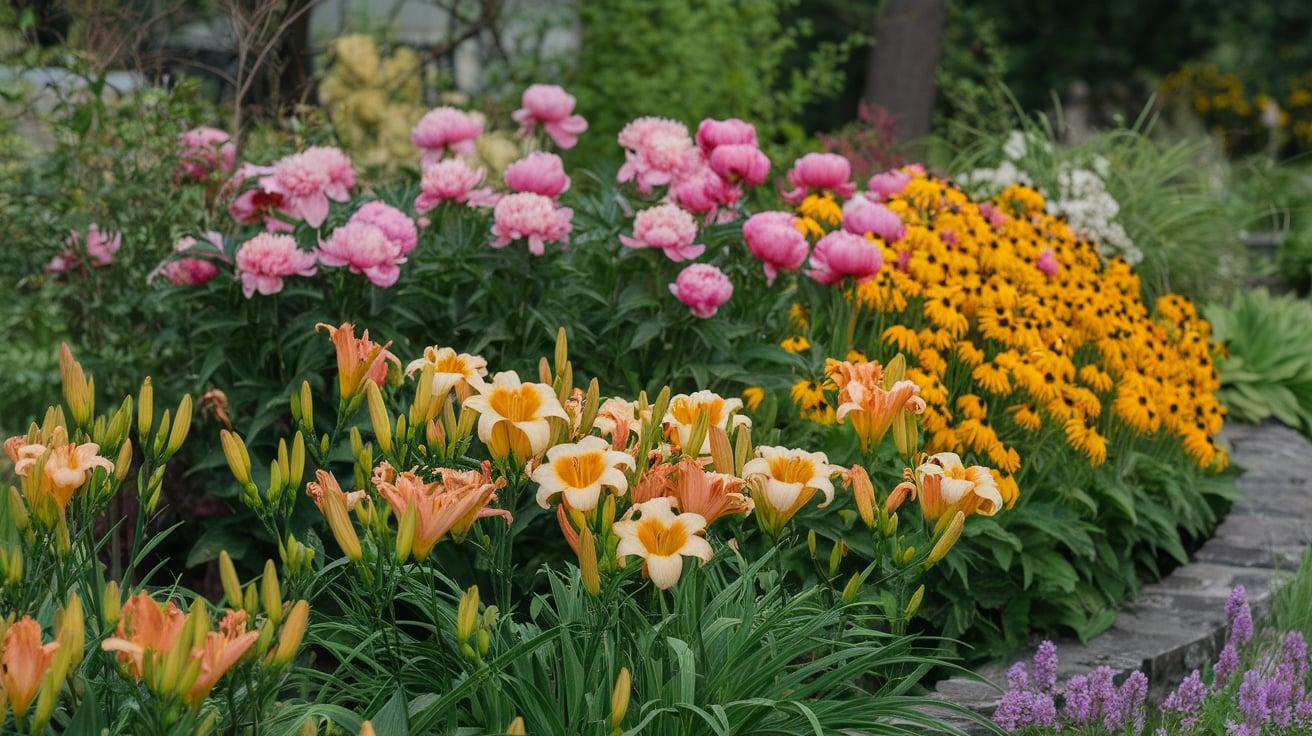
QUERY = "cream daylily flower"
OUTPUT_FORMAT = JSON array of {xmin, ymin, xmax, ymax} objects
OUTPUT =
[
  {"xmin": 594, "ymin": 397, "xmax": 644, "ymax": 450},
  {"xmin": 662, "ymin": 390, "xmax": 751, "ymax": 455},
  {"xmin": 614, "ymin": 497, "xmax": 712, "ymax": 589},
  {"xmin": 463, "ymin": 371, "xmax": 568, "ymax": 460},
  {"xmin": 404, "ymin": 345, "xmax": 488, "ymax": 400},
  {"xmin": 742, "ymin": 445, "xmax": 839, "ymax": 535},
  {"xmin": 532, "ymin": 436, "xmax": 634, "ymax": 511},
  {"xmin": 915, "ymin": 452, "xmax": 1003, "ymax": 521}
]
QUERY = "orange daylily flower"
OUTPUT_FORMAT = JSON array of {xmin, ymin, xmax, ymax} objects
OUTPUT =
[
  {"xmin": 305, "ymin": 470, "xmax": 365, "ymax": 562},
  {"xmin": 915, "ymin": 452, "xmax": 1003, "ymax": 521},
  {"xmin": 374, "ymin": 464, "xmax": 509, "ymax": 560},
  {"xmin": 828, "ymin": 359, "xmax": 926, "ymax": 452},
  {"xmin": 2, "ymin": 617, "xmax": 60, "ymax": 719},
  {"xmin": 100, "ymin": 591, "xmax": 187, "ymax": 678},
  {"xmin": 667, "ymin": 458, "xmax": 752, "ymax": 525},
  {"xmin": 189, "ymin": 610, "xmax": 259, "ymax": 702},
  {"xmin": 316, "ymin": 322, "xmax": 399, "ymax": 400}
]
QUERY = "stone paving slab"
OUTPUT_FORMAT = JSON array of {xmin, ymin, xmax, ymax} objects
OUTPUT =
[{"xmin": 930, "ymin": 422, "xmax": 1312, "ymax": 733}]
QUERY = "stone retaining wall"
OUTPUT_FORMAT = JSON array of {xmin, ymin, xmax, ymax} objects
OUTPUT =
[{"xmin": 930, "ymin": 422, "xmax": 1312, "ymax": 733}]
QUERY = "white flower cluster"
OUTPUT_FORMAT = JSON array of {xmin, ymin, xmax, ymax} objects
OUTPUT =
[{"xmin": 959, "ymin": 131, "xmax": 1142, "ymax": 264}]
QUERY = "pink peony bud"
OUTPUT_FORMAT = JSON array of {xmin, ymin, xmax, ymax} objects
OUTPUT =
[
  {"xmin": 842, "ymin": 196, "xmax": 905, "ymax": 243},
  {"xmin": 504, "ymin": 152, "xmax": 571, "ymax": 199},
  {"xmin": 669, "ymin": 263, "xmax": 733, "ymax": 319},
  {"xmin": 782, "ymin": 152, "xmax": 855, "ymax": 205},
  {"xmin": 512, "ymin": 84, "xmax": 588, "ymax": 149},
  {"xmin": 744, "ymin": 211, "xmax": 808, "ymax": 285},
  {"xmin": 866, "ymin": 167, "xmax": 911, "ymax": 202},
  {"xmin": 178, "ymin": 126, "xmax": 236, "ymax": 182},
  {"xmin": 807, "ymin": 231, "xmax": 882, "ymax": 285},
  {"xmin": 708, "ymin": 144, "xmax": 770, "ymax": 187},
  {"xmin": 159, "ymin": 232, "xmax": 225, "ymax": 286},
  {"xmin": 411, "ymin": 107, "xmax": 483, "ymax": 166},
  {"xmin": 695, "ymin": 118, "xmax": 757, "ymax": 155}
]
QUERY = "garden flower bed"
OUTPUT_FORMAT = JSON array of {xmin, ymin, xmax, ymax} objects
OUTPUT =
[{"xmin": 1, "ymin": 78, "xmax": 1249, "ymax": 734}]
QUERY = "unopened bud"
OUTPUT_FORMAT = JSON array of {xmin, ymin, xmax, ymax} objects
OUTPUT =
[
  {"xmin": 219, "ymin": 551, "xmax": 242, "ymax": 608},
  {"xmin": 904, "ymin": 584, "xmax": 925, "ymax": 619},
  {"xmin": 926, "ymin": 511, "xmax": 965, "ymax": 568},
  {"xmin": 577, "ymin": 526, "xmax": 601, "ymax": 596},
  {"xmin": 456, "ymin": 586, "xmax": 479, "ymax": 643},
  {"xmin": 261, "ymin": 559, "xmax": 282, "ymax": 624},
  {"xmin": 610, "ymin": 666, "xmax": 631, "ymax": 730},
  {"xmin": 274, "ymin": 599, "xmax": 310, "ymax": 666},
  {"xmin": 841, "ymin": 572, "xmax": 862, "ymax": 603}
]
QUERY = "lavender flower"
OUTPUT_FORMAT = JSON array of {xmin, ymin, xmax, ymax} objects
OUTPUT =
[
  {"xmin": 1226, "ymin": 585, "xmax": 1254, "ymax": 645},
  {"xmin": 1118, "ymin": 670, "xmax": 1149, "ymax": 733},
  {"xmin": 1006, "ymin": 660, "xmax": 1029, "ymax": 691},
  {"xmin": 1034, "ymin": 640, "xmax": 1058, "ymax": 693},
  {"xmin": 1215, "ymin": 642, "xmax": 1240, "ymax": 687},
  {"xmin": 1163, "ymin": 669, "xmax": 1207, "ymax": 731},
  {"xmin": 1237, "ymin": 669, "xmax": 1271, "ymax": 725}
]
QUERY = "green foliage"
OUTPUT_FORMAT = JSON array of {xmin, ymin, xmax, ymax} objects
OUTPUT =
[
  {"xmin": 1206, "ymin": 289, "xmax": 1312, "ymax": 434},
  {"xmin": 570, "ymin": 0, "xmax": 864, "ymax": 161},
  {"xmin": 934, "ymin": 2, "xmax": 1010, "ymax": 149}
]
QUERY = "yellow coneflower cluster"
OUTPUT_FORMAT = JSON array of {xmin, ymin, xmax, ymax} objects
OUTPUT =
[{"xmin": 786, "ymin": 170, "xmax": 1227, "ymax": 479}]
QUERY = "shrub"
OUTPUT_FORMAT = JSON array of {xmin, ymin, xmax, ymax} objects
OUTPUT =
[{"xmin": 1205, "ymin": 289, "xmax": 1312, "ymax": 434}]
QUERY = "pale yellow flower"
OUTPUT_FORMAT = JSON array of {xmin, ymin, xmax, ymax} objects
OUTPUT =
[{"xmin": 614, "ymin": 497, "xmax": 712, "ymax": 589}]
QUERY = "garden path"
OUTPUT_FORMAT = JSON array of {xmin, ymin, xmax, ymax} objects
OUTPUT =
[{"xmin": 930, "ymin": 421, "xmax": 1312, "ymax": 732}]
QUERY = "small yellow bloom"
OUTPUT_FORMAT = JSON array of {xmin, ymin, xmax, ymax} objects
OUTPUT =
[
  {"xmin": 779, "ymin": 336, "xmax": 811, "ymax": 353},
  {"xmin": 405, "ymin": 346, "xmax": 488, "ymax": 401},
  {"xmin": 464, "ymin": 371, "xmax": 569, "ymax": 461},
  {"xmin": 531, "ymin": 436, "xmax": 633, "ymax": 512}
]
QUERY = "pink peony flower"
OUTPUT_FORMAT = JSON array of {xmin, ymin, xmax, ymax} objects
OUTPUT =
[
  {"xmin": 317, "ymin": 222, "xmax": 406, "ymax": 288},
  {"xmin": 302, "ymin": 146, "xmax": 357, "ymax": 202},
  {"xmin": 415, "ymin": 159, "xmax": 500, "ymax": 213},
  {"xmin": 490, "ymin": 192, "xmax": 574, "ymax": 255},
  {"xmin": 842, "ymin": 196, "xmax": 905, "ymax": 242},
  {"xmin": 512, "ymin": 84, "xmax": 588, "ymax": 149},
  {"xmin": 619, "ymin": 204, "xmax": 704, "ymax": 262},
  {"xmin": 807, "ymin": 231, "xmax": 882, "ymax": 285},
  {"xmin": 866, "ymin": 168, "xmax": 911, "ymax": 201},
  {"xmin": 350, "ymin": 201, "xmax": 418, "ymax": 256},
  {"xmin": 1037, "ymin": 248, "xmax": 1060, "ymax": 279},
  {"xmin": 235, "ymin": 233, "xmax": 317, "ymax": 298},
  {"xmin": 504, "ymin": 152, "xmax": 571, "ymax": 199},
  {"xmin": 669, "ymin": 263, "xmax": 733, "ymax": 319},
  {"xmin": 668, "ymin": 163, "xmax": 741, "ymax": 221},
  {"xmin": 52, "ymin": 224, "xmax": 123, "ymax": 271},
  {"xmin": 411, "ymin": 107, "xmax": 483, "ymax": 166},
  {"xmin": 82, "ymin": 224, "xmax": 122, "ymax": 266},
  {"xmin": 617, "ymin": 117, "xmax": 698, "ymax": 194},
  {"xmin": 227, "ymin": 163, "xmax": 293, "ymax": 232},
  {"xmin": 260, "ymin": 148, "xmax": 356, "ymax": 228},
  {"xmin": 781, "ymin": 153, "xmax": 855, "ymax": 205},
  {"xmin": 743, "ymin": 211, "xmax": 808, "ymax": 285},
  {"xmin": 695, "ymin": 118, "xmax": 757, "ymax": 155},
  {"xmin": 178, "ymin": 127, "xmax": 236, "ymax": 181},
  {"xmin": 708, "ymin": 143, "xmax": 770, "ymax": 187},
  {"xmin": 159, "ymin": 232, "xmax": 225, "ymax": 286}
]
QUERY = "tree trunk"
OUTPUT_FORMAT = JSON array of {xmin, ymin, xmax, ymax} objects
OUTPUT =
[{"xmin": 862, "ymin": 0, "xmax": 949, "ymax": 142}]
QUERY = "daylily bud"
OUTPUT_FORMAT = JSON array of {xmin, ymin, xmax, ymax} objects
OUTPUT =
[
  {"xmin": 105, "ymin": 395, "xmax": 133, "ymax": 448},
  {"xmin": 274, "ymin": 599, "xmax": 310, "ymax": 666},
  {"xmin": 3, "ymin": 546, "xmax": 22, "ymax": 586},
  {"xmin": 841, "ymin": 572, "xmax": 862, "ymax": 603},
  {"xmin": 828, "ymin": 538, "xmax": 846, "ymax": 575},
  {"xmin": 262, "ymin": 559, "xmax": 282, "ymax": 625},
  {"xmin": 366, "ymin": 382, "xmax": 393, "ymax": 455},
  {"xmin": 396, "ymin": 504, "xmax": 416, "ymax": 563},
  {"xmin": 610, "ymin": 666, "xmax": 631, "ymax": 731},
  {"xmin": 138, "ymin": 377, "xmax": 154, "ymax": 440},
  {"xmin": 268, "ymin": 460, "xmax": 285, "ymax": 507},
  {"xmin": 577, "ymin": 526, "xmax": 601, "ymax": 596},
  {"xmin": 60, "ymin": 343, "xmax": 93, "ymax": 427},
  {"xmin": 243, "ymin": 583, "xmax": 259, "ymax": 616},
  {"xmin": 732, "ymin": 424, "xmax": 752, "ymax": 476},
  {"xmin": 708, "ymin": 426, "xmax": 733, "ymax": 474},
  {"xmin": 114, "ymin": 440, "xmax": 133, "ymax": 481},
  {"xmin": 806, "ymin": 530, "xmax": 817, "ymax": 558},
  {"xmin": 288, "ymin": 432, "xmax": 306, "ymax": 492},
  {"xmin": 219, "ymin": 551, "xmax": 243, "ymax": 608},
  {"xmin": 506, "ymin": 717, "xmax": 526, "ymax": 735},
  {"xmin": 846, "ymin": 466, "xmax": 876, "ymax": 529},
  {"xmin": 166, "ymin": 394, "xmax": 192, "ymax": 456},
  {"xmin": 152, "ymin": 409, "xmax": 171, "ymax": 457},
  {"xmin": 683, "ymin": 410, "xmax": 710, "ymax": 460},
  {"xmin": 299, "ymin": 381, "xmax": 315, "ymax": 433},
  {"xmin": 299, "ymin": 717, "xmax": 319, "ymax": 736},
  {"xmin": 219, "ymin": 430, "xmax": 252, "ymax": 486},
  {"xmin": 538, "ymin": 356, "xmax": 552, "ymax": 384},
  {"xmin": 456, "ymin": 586, "xmax": 479, "ymax": 644},
  {"xmin": 577, "ymin": 378, "xmax": 600, "ymax": 437},
  {"xmin": 925, "ymin": 511, "xmax": 965, "ymax": 568},
  {"xmin": 883, "ymin": 512, "xmax": 898, "ymax": 537},
  {"xmin": 360, "ymin": 722, "xmax": 376, "ymax": 736},
  {"xmin": 900, "ymin": 546, "xmax": 916, "ymax": 565},
  {"xmin": 194, "ymin": 711, "xmax": 220, "ymax": 736},
  {"xmin": 554, "ymin": 326, "xmax": 569, "ymax": 378},
  {"xmin": 7, "ymin": 486, "xmax": 28, "ymax": 534},
  {"xmin": 102, "ymin": 580, "xmax": 121, "ymax": 629},
  {"xmin": 904, "ymin": 584, "xmax": 925, "ymax": 619}
]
